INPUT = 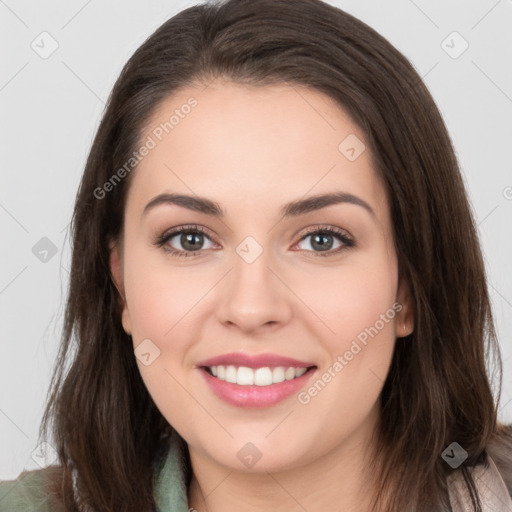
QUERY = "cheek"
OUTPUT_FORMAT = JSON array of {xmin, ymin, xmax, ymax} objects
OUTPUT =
[
  {"xmin": 300, "ymin": 254, "xmax": 399, "ymax": 422},
  {"xmin": 124, "ymin": 238, "xmax": 399, "ymax": 359},
  {"xmin": 306, "ymin": 255, "xmax": 398, "ymax": 348},
  {"xmin": 299, "ymin": 252, "xmax": 399, "ymax": 413},
  {"xmin": 122, "ymin": 251, "xmax": 201, "ymax": 423},
  {"xmin": 123, "ymin": 247, "xmax": 208, "ymax": 340}
]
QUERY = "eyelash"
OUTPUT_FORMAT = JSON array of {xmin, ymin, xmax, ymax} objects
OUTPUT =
[{"xmin": 153, "ymin": 224, "xmax": 355, "ymax": 259}]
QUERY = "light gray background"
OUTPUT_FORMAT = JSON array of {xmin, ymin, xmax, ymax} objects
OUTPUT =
[{"xmin": 1, "ymin": 0, "xmax": 511, "ymax": 479}]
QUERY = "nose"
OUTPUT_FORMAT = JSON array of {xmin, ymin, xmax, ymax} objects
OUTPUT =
[{"xmin": 216, "ymin": 246, "xmax": 293, "ymax": 333}]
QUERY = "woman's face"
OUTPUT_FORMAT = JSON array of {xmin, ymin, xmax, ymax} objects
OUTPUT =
[{"xmin": 110, "ymin": 79, "xmax": 413, "ymax": 472}]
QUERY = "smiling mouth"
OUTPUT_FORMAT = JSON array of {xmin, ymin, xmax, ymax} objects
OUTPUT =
[{"xmin": 202, "ymin": 365, "xmax": 317, "ymax": 386}]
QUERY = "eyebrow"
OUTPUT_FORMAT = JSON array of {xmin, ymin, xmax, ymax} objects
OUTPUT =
[{"xmin": 142, "ymin": 191, "xmax": 376, "ymax": 220}]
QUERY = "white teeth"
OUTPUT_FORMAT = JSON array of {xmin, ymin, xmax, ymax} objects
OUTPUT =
[
  {"xmin": 206, "ymin": 365, "xmax": 310, "ymax": 386},
  {"xmin": 272, "ymin": 366, "xmax": 285, "ymax": 383},
  {"xmin": 225, "ymin": 365, "xmax": 237, "ymax": 383},
  {"xmin": 254, "ymin": 367, "xmax": 272, "ymax": 386},
  {"xmin": 237, "ymin": 366, "xmax": 254, "ymax": 385},
  {"xmin": 295, "ymin": 367, "xmax": 307, "ymax": 377},
  {"xmin": 285, "ymin": 367, "xmax": 296, "ymax": 380}
]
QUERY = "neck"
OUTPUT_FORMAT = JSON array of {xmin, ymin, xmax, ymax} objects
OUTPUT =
[{"xmin": 187, "ymin": 408, "xmax": 384, "ymax": 512}]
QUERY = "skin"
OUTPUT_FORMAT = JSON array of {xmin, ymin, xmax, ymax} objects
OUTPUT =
[{"xmin": 110, "ymin": 79, "xmax": 414, "ymax": 512}]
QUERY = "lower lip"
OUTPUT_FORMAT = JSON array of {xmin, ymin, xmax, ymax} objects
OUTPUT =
[{"xmin": 199, "ymin": 367, "xmax": 317, "ymax": 408}]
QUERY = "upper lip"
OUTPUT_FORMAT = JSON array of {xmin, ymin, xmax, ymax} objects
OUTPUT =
[{"xmin": 196, "ymin": 352, "xmax": 316, "ymax": 369}]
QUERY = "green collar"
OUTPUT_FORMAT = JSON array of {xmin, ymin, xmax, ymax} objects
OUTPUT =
[
  {"xmin": 151, "ymin": 434, "xmax": 512, "ymax": 511},
  {"xmin": 154, "ymin": 429, "xmax": 190, "ymax": 512}
]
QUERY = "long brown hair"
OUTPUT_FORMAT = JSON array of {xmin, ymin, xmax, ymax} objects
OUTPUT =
[{"xmin": 39, "ymin": 0, "xmax": 511, "ymax": 510}]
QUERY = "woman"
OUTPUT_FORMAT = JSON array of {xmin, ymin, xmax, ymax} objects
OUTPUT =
[{"xmin": 1, "ymin": 0, "xmax": 511, "ymax": 510}]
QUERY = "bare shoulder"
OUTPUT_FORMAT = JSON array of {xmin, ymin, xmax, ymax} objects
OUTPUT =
[{"xmin": 0, "ymin": 465, "xmax": 64, "ymax": 512}]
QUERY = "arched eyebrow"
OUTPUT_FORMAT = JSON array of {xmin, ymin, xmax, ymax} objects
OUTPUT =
[{"xmin": 142, "ymin": 191, "xmax": 376, "ymax": 220}]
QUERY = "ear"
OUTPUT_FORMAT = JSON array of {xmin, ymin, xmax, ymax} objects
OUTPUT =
[
  {"xmin": 395, "ymin": 276, "xmax": 415, "ymax": 338},
  {"xmin": 109, "ymin": 239, "xmax": 132, "ymax": 336}
]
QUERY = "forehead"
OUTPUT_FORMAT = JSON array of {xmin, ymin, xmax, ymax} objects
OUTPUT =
[{"xmin": 125, "ymin": 80, "xmax": 389, "ymax": 222}]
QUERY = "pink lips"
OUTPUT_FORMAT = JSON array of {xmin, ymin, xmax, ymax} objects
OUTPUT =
[
  {"xmin": 196, "ymin": 352, "xmax": 317, "ymax": 408},
  {"xmin": 196, "ymin": 352, "xmax": 315, "ymax": 369}
]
